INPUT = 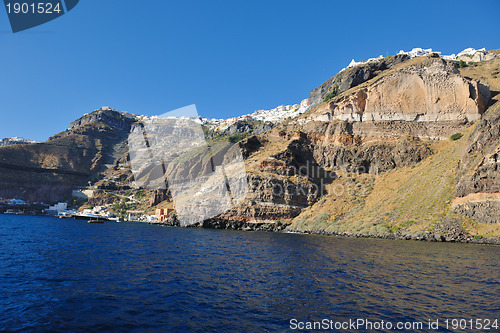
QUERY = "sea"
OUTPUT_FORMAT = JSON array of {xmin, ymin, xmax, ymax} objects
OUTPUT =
[{"xmin": 0, "ymin": 215, "xmax": 498, "ymax": 332}]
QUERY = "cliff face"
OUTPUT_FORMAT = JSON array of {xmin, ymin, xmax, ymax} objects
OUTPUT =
[
  {"xmin": 0, "ymin": 110, "xmax": 135, "ymax": 202},
  {"xmin": 205, "ymin": 52, "xmax": 500, "ymax": 240},
  {"xmin": 203, "ymin": 122, "xmax": 434, "ymax": 231},
  {"xmin": 450, "ymin": 50, "xmax": 500, "ymax": 225},
  {"xmin": 1, "ymin": 49, "xmax": 498, "ymax": 241},
  {"xmin": 305, "ymin": 57, "xmax": 490, "ymax": 133},
  {"xmin": 453, "ymin": 103, "xmax": 500, "ymax": 224},
  {"xmin": 310, "ymin": 54, "xmax": 410, "ymax": 107},
  {"xmin": 362, "ymin": 59, "xmax": 489, "ymax": 122},
  {"xmin": 68, "ymin": 110, "xmax": 134, "ymax": 131}
]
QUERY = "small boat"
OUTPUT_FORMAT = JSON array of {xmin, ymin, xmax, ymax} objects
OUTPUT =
[
  {"xmin": 58, "ymin": 211, "xmax": 73, "ymax": 219},
  {"xmin": 72, "ymin": 213, "xmax": 109, "ymax": 222},
  {"xmin": 88, "ymin": 219, "xmax": 104, "ymax": 223}
]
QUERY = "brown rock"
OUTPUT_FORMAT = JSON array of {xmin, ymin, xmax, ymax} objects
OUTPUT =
[
  {"xmin": 149, "ymin": 189, "xmax": 170, "ymax": 206},
  {"xmin": 307, "ymin": 58, "xmax": 490, "ymax": 125}
]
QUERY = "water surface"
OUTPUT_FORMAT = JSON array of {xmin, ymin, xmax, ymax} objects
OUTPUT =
[{"xmin": 0, "ymin": 215, "xmax": 498, "ymax": 332}]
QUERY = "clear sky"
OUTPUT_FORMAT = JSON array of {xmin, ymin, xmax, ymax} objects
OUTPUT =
[{"xmin": 1, "ymin": 0, "xmax": 499, "ymax": 141}]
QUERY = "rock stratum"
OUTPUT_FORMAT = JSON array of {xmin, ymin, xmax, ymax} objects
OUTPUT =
[
  {"xmin": 307, "ymin": 56, "xmax": 490, "ymax": 131},
  {"xmin": 1, "ymin": 48, "xmax": 499, "ymax": 242}
]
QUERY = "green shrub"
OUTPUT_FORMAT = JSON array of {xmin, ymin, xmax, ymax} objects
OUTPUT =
[
  {"xmin": 458, "ymin": 60, "xmax": 468, "ymax": 68},
  {"xmin": 111, "ymin": 199, "xmax": 128, "ymax": 219},
  {"xmin": 401, "ymin": 220, "xmax": 416, "ymax": 227},
  {"xmin": 450, "ymin": 133, "xmax": 463, "ymax": 141},
  {"xmin": 136, "ymin": 189, "xmax": 146, "ymax": 199},
  {"xmin": 390, "ymin": 225, "xmax": 401, "ymax": 234},
  {"xmin": 228, "ymin": 133, "xmax": 248, "ymax": 143},
  {"xmin": 323, "ymin": 84, "xmax": 339, "ymax": 102}
]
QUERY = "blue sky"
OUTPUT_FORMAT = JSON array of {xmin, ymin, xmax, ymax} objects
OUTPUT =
[{"xmin": 1, "ymin": 0, "xmax": 499, "ymax": 141}]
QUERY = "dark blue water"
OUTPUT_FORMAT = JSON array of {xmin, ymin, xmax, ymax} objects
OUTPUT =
[{"xmin": 0, "ymin": 215, "xmax": 498, "ymax": 332}]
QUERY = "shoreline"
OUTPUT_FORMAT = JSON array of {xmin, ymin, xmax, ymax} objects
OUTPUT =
[
  {"xmin": 285, "ymin": 229, "xmax": 500, "ymax": 246},
  {"xmin": 149, "ymin": 218, "xmax": 500, "ymax": 246},
  {"xmin": 4, "ymin": 212, "xmax": 499, "ymax": 245}
]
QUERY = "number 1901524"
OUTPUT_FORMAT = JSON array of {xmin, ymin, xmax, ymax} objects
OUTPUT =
[
  {"xmin": 444, "ymin": 318, "xmax": 498, "ymax": 330},
  {"xmin": 5, "ymin": 2, "xmax": 62, "ymax": 14}
]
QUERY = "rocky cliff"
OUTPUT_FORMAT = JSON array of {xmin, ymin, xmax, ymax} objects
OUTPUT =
[
  {"xmin": 453, "ymin": 101, "xmax": 500, "ymax": 224},
  {"xmin": 305, "ymin": 56, "xmax": 490, "ymax": 136},
  {"xmin": 0, "ymin": 109, "xmax": 134, "ymax": 202},
  {"xmin": 1, "ymin": 48, "xmax": 498, "ymax": 242},
  {"xmin": 450, "ymin": 50, "xmax": 500, "ymax": 226},
  {"xmin": 201, "ymin": 51, "xmax": 500, "ymax": 241},
  {"xmin": 310, "ymin": 54, "xmax": 410, "ymax": 107}
]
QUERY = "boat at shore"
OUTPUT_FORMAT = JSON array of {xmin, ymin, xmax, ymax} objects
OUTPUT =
[
  {"xmin": 58, "ymin": 211, "xmax": 73, "ymax": 219},
  {"xmin": 72, "ymin": 213, "xmax": 109, "ymax": 222}
]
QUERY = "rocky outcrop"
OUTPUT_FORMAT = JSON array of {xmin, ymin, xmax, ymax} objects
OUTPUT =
[
  {"xmin": 458, "ymin": 147, "xmax": 500, "ymax": 195},
  {"xmin": 432, "ymin": 218, "xmax": 471, "ymax": 242},
  {"xmin": 312, "ymin": 138, "xmax": 432, "ymax": 174},
  {"xmin": 152, "ymin": 211, "xmax": 288, "ymax": 231},
  {"xmin": 456, "ymin": 107, "xmax": 500, "ymax": 196},
  {"xmin": 454, "ymin": 103, "xmax": 500, "ymax": 223},
  {"xmin": 196, "ymin": 218, "xmax": 288, "ymax": 232},
  {"xmin": 85, "ymin": 190, "xmax": 120, "ymax": 207},
  {"xmin": 221, "ymin": 120, "xmax": 274, "ymax": 137},
  {"xmin": 457, "ymin": 50, "xmax": 496, "ymax": 63},
  {"xmin": 95, "ymin": 180, "xmax": 130, "ymax": 191},
  {"xmin": 238, "ymin": 135, "xmax": 264, "ymax": 158},
  {"xmin": 149, "ymin": 189, "xmax": 171, "ymax": 206},
  {"xmin": 69, "ymin": 109, "xmax": 134, "ymax": 131},
  {"xmin": 310, "ymin": 54, "xmax": 410, "ymax": 106},
  {"xmin": 452, "ymin": 193, "xmax": 500, "ymax": 224},
  {"xmin": 283, "ymin": 122, "xmax": 433, "ymax": 174},
  {"xmin": 220, "ymin": 172, "xmax": 320, "ymax": 221},
  {"xmin": 0, "ymin": 110, "xmax": 135, "ymax": 202},
  {"xmin": 307, "ymin": 57, "xmax": 490, "ymax": 127}
]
